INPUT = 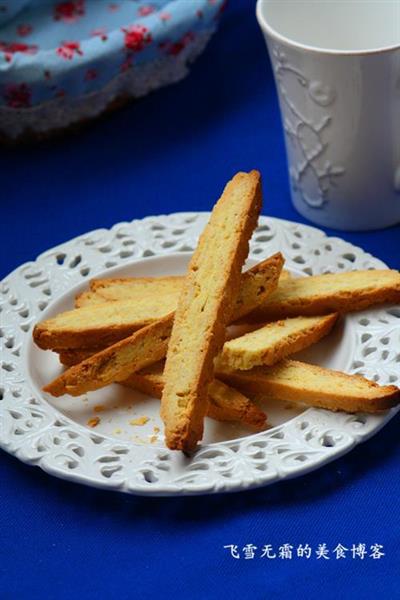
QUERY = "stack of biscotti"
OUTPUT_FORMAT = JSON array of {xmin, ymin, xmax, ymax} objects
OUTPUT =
[
  {"xmin": 34, "ymin": 253, "xmax": 285, "ymax": 352},
  {"xmin": 34, "ymin": 267, "xmax": 400, "ymax": 353},
  {"xmin": 33, "ymin": 170, "xmax": 400, "ymax": 453}
]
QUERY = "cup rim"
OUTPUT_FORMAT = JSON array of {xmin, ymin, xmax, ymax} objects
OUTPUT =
[{"xmin": 256, "ymin": 0, "xmax": 400, "ymax": 56}]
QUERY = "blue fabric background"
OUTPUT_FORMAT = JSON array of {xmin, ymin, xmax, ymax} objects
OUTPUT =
[{"xmin": 1, "ymin": 2, "xmax": 399, "ymax": 598}]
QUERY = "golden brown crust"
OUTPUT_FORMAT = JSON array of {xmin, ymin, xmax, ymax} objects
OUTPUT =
[
  {"xmin": 124, "ymin": 364, "xmax": 267, "ymax": 429},
  {"xmin": 42, "ymin": 253, "xmax": 283, "ymax": 399},
  {"xmin": 161, "ymin": 170, "xmax": 262, "ymax": 451},
  {"xmin": 43, "ymin": 314, "xmax": 174, "ymax": 397},
  {"xmin": 247, "ymin": 269, "xmax": 400, "ymax": 321},
  {"xmin": 217, "ymin": 313, "xmax": 338, "ymax": 370},
  {"xmin": 217, "ymin": 359, "xmax": 400, "ymax": 413},
  {"xmin": 33, "ymin": 297, "xmax": 178, "ymax": 350}
]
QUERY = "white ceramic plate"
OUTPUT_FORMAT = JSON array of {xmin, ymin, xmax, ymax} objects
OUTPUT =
[{"xmin": 1, "ymin": 213, "xmax": 399, "ymax": 495}]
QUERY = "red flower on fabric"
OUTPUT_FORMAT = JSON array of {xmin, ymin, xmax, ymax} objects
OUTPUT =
[
  {"xmin": 108, "ymin": 3, "xmax": 119, "ymax": 11},
  {"xmin": 165, "ymin": 32, "xmax": 195, "ymax": 56},
  {"xmin": 84, "ymin": 68, "xmax": 97, "ymax": 81},
  {"xmin": 56, "ymin": 41, "xmax": 83, "ymax": 60},
  {"xmin": 4, "ymin": 83, "xmax": 31, "ymax": 108},
  {"xmin": 91, "ymin": 28, "xmax": 108, "ymax": 41},
  {"xmin": 122, "ymin": 25, "xmax": 152, "ymax": 52},
  {"xmin": 0, "ymin": 41, "xmax": 38, "ymax": 62},
  {"xmin": 138, "ymin": 5, "xmax": 155, "ymax": 16},
  {"xmin": 54, "ymin": 1, "xmax": 85, "ymax": 23},
  {"xmin": 17, "ymin": 24, "xmax": 33, "ymax": 37}
]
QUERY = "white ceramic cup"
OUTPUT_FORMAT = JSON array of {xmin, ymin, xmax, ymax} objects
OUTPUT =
[{"xmin": 256, "ymin": 0, "xmax": 400, "ymax": 231}]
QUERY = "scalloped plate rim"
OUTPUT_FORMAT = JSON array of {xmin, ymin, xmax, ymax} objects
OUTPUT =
[{"xmin": 1, "ymin": 212, "xmax": 399, "ymax": 496}]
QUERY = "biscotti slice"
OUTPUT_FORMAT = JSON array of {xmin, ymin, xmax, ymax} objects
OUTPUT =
[
  {"xmin": 216, "ymin": 313, "xmax": 338, "ymax": 370},
  {"xmin": 161, "ymin": 170, "xmax": 262, "ymax": 452},
  {"xmin": 248, "ymin": 269, "xmax": 400, "ymax": 321},
  {"xmin": 43, "ymin": 253, "xmax": 283, "ymax": 397},
  {"xmin": 124, "ymin": 363, "xmax": 267, "ymax": 429},
  {"xmin": 217, "ymin": 359, "xmax": 400, "ymax": 413},
  {"xmin": 43, "ymin": 314, "xmax": 174, "ymax": 397},
  {"xmin": 33, "ymin": 296, "xmax": 179, "ymax": 350},
  {"xmin": 77, "ymin": 269, "xmax": 292, "ymax": 308}
]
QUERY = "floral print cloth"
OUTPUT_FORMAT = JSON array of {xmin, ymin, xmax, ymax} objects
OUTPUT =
[{"xmin": 0, "ymin": 0, "xmax": 225, "ymax": 109}]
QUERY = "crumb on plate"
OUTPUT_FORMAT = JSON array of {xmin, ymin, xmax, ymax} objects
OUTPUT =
[
  {"xmin": 87, "ymin": 416, "xmax": 100, "ymax": 428},
  {"xmin": 129, "ymin": 416, "xmax": 149, "ymax": 426}
]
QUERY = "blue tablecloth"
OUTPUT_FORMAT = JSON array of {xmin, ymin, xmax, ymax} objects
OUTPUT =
[{"xmin": 1, "ymin": 2, "xmax": 399, "ymax": 598}]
